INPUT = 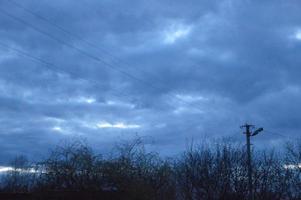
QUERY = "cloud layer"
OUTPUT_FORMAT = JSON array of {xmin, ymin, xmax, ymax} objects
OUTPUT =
[{"xmin": 0, "ymin": 0, "xmax": 301, "ymax": 162}]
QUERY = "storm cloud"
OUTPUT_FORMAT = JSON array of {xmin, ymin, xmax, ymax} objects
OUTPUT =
[{"xmin": 0, "ymin": 0, "xmax": 301, "ymax": 162}]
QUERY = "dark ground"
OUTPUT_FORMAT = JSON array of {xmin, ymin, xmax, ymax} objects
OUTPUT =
[{"xmin": 0, "ymin": 191, "xmax": 123, "ymax": 200}]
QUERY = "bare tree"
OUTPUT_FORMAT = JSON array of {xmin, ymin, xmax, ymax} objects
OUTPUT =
[
  {"xmin": 37, "ymin": 139, "xmax": 102, "ymax": 192},
  {"xmin": 102, "ymin": 138, "xmax": 176, "ymax": 200},
  {"xmin": 1, "ymin": 137, "xmax": 301, "ymax": 200}
]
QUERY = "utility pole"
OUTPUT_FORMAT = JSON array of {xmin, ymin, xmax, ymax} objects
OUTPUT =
[{"xmin": 241, "ymin": 123, "xmax": 263, "ymax": 200}]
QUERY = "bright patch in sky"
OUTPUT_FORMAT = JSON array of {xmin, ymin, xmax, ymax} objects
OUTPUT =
[
  {"xmin": 163, "ymin": 24, "xmax": 191, "ymax": 44},
  {"xmin": 76, "ymin": 97, "xmax": 96, "ymax": 104},
  {"xmin": 295, "ymin": 30, "xmax": 301, "ymax": 40},
  {"xmin": 52, "ymin": 126, "xmax": 63, "ymax": 132},
  {"xmin": 292, "ymin": 28, "xmax": 301, "ymax": 41},
  {"xmin": 0, "ymin": 166, "xmax": 13, "ymax": 173},
  {"xmin": 97, "ymin": 122, "xmax": 141, "ymax": 129},
  {"xmin": 176, "ymin": 94, "xmax": 208, "ymax": 102},
  {"xmin": 0, "ymin": 166, "xmax": 39, "ymax": 173},
  {"xmin": 284, "ymin": 163, "xmax": 301, "ymax": 169}
]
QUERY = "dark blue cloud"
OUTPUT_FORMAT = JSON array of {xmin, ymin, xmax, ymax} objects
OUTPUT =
[{"xmin": 0, "ymin": 0, "xmax": 301, "ymax": 163}]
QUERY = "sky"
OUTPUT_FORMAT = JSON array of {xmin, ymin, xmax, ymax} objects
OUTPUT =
[{"xmin": 0, "ymin": 0, "xmax": 301, "ymax": 163}]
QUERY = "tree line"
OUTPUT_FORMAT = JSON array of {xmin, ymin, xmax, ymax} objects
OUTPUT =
[{"xmin": 0, "ymin": 138, "xmax": 300, "ymax": 200}]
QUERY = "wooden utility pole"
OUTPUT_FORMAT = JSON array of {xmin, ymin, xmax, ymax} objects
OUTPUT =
[{"xmin": 241, "ymin": 123, "xmax": 263, "ymax": 200}]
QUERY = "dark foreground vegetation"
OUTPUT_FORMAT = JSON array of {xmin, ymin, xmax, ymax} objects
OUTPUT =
[{"xmin": 0, "ymin": 138, "xmax": 300, "ymax": 200}]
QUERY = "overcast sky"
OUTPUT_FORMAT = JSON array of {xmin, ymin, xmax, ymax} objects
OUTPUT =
[{"xmin": 0, "ymin": 0, "xmax": 301, "ymax": 163}]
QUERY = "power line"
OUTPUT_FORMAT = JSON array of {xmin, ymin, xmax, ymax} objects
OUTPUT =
[
  {"xmin": 4, "ymin": 43, "xmax": 291, "ymax": 144},
  {"xmin": 8, "ymin": 0, "xmax": 208, "ymax": 111},
  {"xmin": 7, "ymin": 0, "xmax": 168, "ymax": 84},
  {"xmin": 7, "ymin": 0, "xmax": 119, "ymax": 63},
  {"xmin": 0, "ymin": 8, "xmax": 150, "ymax": 86},
  {"xmin": 264, "ymin": 129, "xmax": 294, "ymax": 140},
  {"xmin": 0, "ymin": 42, "xmax": 210, "ymax": 143},
  {"xmin": 0, "ymin": 7, "xmax": 206, "ymax": 113},
  {"xmin": 0, "ymin": 42, "xmax": 203, "ymax": 135},
  {"xmin": 8, "ymin": 0, "xmax": 209, "ymax": 111},
  {"xmin": 0, "ymin": 42, "xmax": 134, "ymax": 102},
  {"xmin": 0, "ymin": 4, "xmax": 212, "ymax": 138},
  {"xmin": 1, "ymin": 1, "xmax": 176, "ymax": 92}
]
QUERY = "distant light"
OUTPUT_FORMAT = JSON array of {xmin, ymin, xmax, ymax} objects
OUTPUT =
[
  {"xmin": 97, "ymin": 121, "xmax": 141, "ymax": 129},
  {"xmin": 163, "ymin": 24, "xmax": 191, "ymax": 44}
]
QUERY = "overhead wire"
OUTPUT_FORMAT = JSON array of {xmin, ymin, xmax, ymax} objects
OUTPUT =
[
  {"xmin": 0, "ymin": 2, "xmax": 222, "ymax": 140},
  {"xmin": 0, "ymin": 6, "xmax": 206, "ymax": 114},
  {"xmin": 0, "ymin": 8, "xmax": 150, "ymax": 87},
  {"xmin": 3, "ymin": 42, "xmax": 296, "ymax": 143},
  {"xmin": 263, "ymin": 129, "xmax": 295, "ymax": 140},
  {"xmin": 0, "ymin": 42, "xmax": 203, "ymax": 137},
  {"xmin": 10, "ymin": 0, "xmax": 207, "ymax": 111},
  {"xmin": 7, "ymin": 0, "xmax": 169, "ymax": 84},
  {"xmin": 0, "ymin": 41, "xmax": 135, "ymax": 102},
  {"xmin": 7, "ymin": 0, "xmax": 212, "ymax": 113},
  {"xmin": 7, "ymin": 0, "xmax": 122, "ymax": 65},
  {"xmin": 8, "ymin": 1, "xmax": 297, "ymax": 142}
]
